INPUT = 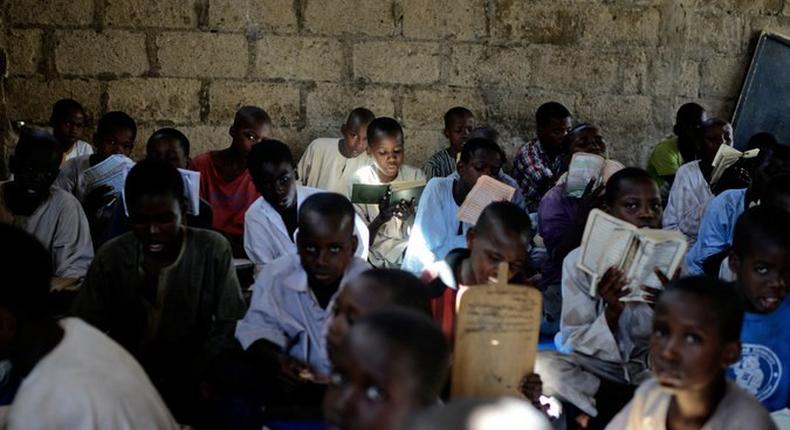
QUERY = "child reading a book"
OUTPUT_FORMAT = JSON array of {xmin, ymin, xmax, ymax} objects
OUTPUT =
[
  {"xmin": 235, "ymin": 193, "xmax": 369, "ymax": 413},
  {"xmin": 323, "ymin": 309, "xmax": 451, "ymax": 430},
  {"xmin": 71, "ymin": 159, "xmax": 246, "ymax": 424},
  {"xmin": 245, "ymin": 139, "xmax": 369, "ymax": 273},
  {"xmin": 350, "ymin": 117, "xmax": 426, "ymax": 269},
  {"xmin": 535, "ymin": 168, "xmax": 664, "ymax": 429},
  {"xmin": 0, "ymin": 130, "xmax": 93, "ymax": 279},
  {"xmin": 49, "ymin": 98, "xmax": 93, "ymax": 164},
  {"xmin": 726, "ymin": 205, "xmax": 790, "ymax": 413},
  {"xmin": 401, "ymin": 137, "xmax": 518, "ymax": 274},
  {"xmin": 663, "ymin": 118, "xmax": 735, "ymax": 246},
  {"xmin": 646, "ymin": 103, "xmax": 707, "ymax": 193},
  {"xmin": 297, "ymin": 107, "xmax": 376, "ymax": 196},
  {"xmin": 608, "ymin": 276, "xmax": 776, "ymax": 430},
  {"xmin": 192, "ymin": 106, "xmax": 270, "ymax": 256},
  {"xmin": 423, "ymin": 107, "xmax": 476, "ymax": 179}
]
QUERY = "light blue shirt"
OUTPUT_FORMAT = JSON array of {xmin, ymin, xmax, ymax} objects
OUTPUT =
[
  {"xmin": 685, "ymin": 188, "xmax": 747, "ymax": 274},
  {"xmin": 235, "ymin": 254, "xmax": 369, "ymax": 374}
]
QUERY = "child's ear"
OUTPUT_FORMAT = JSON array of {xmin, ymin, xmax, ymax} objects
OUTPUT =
[
  {"xmin": 466, "ymin": 227, "xmax": 476, "ymax": 249},
  {"xmin": 722, "ymin": 340, "xmax": 742, "ymax": 367},
  {"xmin": 350, "ymin": 234, "xmax": 359, "ymax": 255},
  {"xmin": 728, "ymin": 250, "xmax": 740, "ymax": 274},
  {"xmin": 443, "ymin": 128, "xmax": 451, "ymax": 139},
  {"xmin": 228, "ymin": 125, "xmax": 235, "ymax": 138},
  {"xmin": 340, "ymin": 124, "xmax": 348, "ymax": 136}
]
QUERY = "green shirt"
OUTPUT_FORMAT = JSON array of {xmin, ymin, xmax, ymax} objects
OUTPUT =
[{"xmin": 646, "ymin": 136, "xmax": 685, "ymax": 188}]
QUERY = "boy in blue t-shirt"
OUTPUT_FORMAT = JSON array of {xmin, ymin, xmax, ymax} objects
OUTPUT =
[{"xmin": 727, "ymin": 204, "xmax": 790, "ymax": 411}]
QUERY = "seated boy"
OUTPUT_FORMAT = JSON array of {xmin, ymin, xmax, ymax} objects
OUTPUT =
[
  {"xmin": 423, "ymin": 107, "xmax": 475, "ymax": 179},
  {"xmin": 420, "ymin": 201, "xmax": 533, "ymax": 339},
  {"xmin": 608, "ymin": 276, "xmax": 775, "ymax": 429},
  {"xmin": 0, "ymin": 224, "xmax": 178, "ymax": 429},
  {"xmin": 401, "ymin": 137, "xmax": 520, "ymax": 274},
  {"xmin": 646, "ymin": 102, "xmax": 707, "ymax": 194},
  {"xmin": 726, "ymin": 205, "xmax": 790, "ymax": 413},
  {"xmin": 192, "ymin": 106, "xmax": 270, "ymax": 256},
  {"xmin": 0, "ymin": 130, "xmax": 93, "ymax": 278},
  {"xmin": 71, "ymin": 159, "xmax": 246, "ymax": 424},
  {"xmin": 323, "ymin": 309, "xmax": 451, "ymax": 430},
  {"xmin": 512, "ymin": 102, "xmax": 573, "ymax": 212},
  {"xmin": 244, "ymin": 139, "xmax": 369, "ymax": 273},
  {"xmin": 297, "ymin": 107, "xmax": 375, "ymax": 196},
  {"xmin": 235, "ymin": 193, "xmax": 368, "ymax": 407},
  {"xmin": 535, "ymin": 168, "xmax": 663, "ymax": 429},
  {"xmin": 351, "ymin": 117, "xmax": 426, "ymax": 268},
  {"xmin": 49, "ymin": 98, "xmax": 93, "ymax": 164},
  {"xmin": 686, "ymin": 139, "xmax": 790, "ymax": 275}
]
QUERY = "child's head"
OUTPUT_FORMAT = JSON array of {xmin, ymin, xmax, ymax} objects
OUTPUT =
[
  {"xmin": 229, "ymin": 106, "xmax": 272, "ymax": 154},
  {"xmin": 457, "ymin": 137, "xmax": 506, "ymax": 192},
  {"xmin": 298, "ymin": 193, "xmax": 358, "ymax": 287},
  {"xmin": 696, "ymin": 118, "xmax": 732, "ymax": 162},
  {"xmin": 763, "ymin": 173, "xmax": 790, "ymax": 213},
  {"xmin": 366, "ymin": 117, "xmax": 405, "ymax": 180},
  {"xmin": 673, "ymin": 102, "xmax": 707, "ymax": 140},
  {"xmin": 563, "ymin": 123, "xmax": 606, "ymax": 157},
  {"xmin": 341, "ymin": 107, "xmax": 376, "ymax": 158},
  {"xmin": 651, "ymin": 276, "xmax": 743, "ymax": 392},
  {"xmin": 729, "ymin": 205, "xmax": 790, "ymax": 314},
  {"xmin": 124, "ymin": 159, "xmax": 186, "ymax": 256},
  {"xmin": 248, "ymin": 139, "xmax": 297, "ymax": 213},
  {"xmin": 443, "ymin": 107, "xmax": 475, "ymax": 154},
  {"xmin": 535, "ymin": 102, "xmax": 573, "ymax": 152},
  {"xmin": 603, "ymin": 167, "xmax": 662, "ymax": 228},
  {"xmin": 327, "ymin": 268, "xmax": 431, "ymax": 355},
  {"xmin": 466, "ymin": 201, "xmax": 532, "ymax": 285},
  {"xmin": 752, "ymin": 139, "xmax": 790, "ymax": 199},
  {"xmin": 93, "ymin": 111, "xmax": 137, "ymax": 160},
  {"xmin": 467, "ymin": 127, "xmax": 499, "ymax": 144},
  {"xmin": 323, "ymin": 309, "xmax": 451, "ymax": 430},
  {"xmin": 9, "ymin": 131, "xmax": 63, "ymax": 201},
  {"xmin": 49, "ymin": 98, "xmax": 86, "ymax": 150},
  {"xmin": 146, "ymin": 128, "xmax": 190, "ymax": 169}
]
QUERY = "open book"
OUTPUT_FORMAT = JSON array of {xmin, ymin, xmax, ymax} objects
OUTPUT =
[
  {"xmin": 350, "ymin": 180, "xmax": 426, "ymax": 205},
  {"xmin": 710, "ymin": 145, "xmax": 760, "ymax": 187},
  {"xmin": 81, "ymin": 154, "xmax": 135, "ymax": 197},
  {"xmin": 457, "ymin": 176, "xmax": 516, "ymax": 225},
  {"xmin": 566, "ymin": 153, "xmax": 625, "ymax": 198},
  {"xmin": 577, "ymin": 209, "xmax": 688, "ymax": 302}
]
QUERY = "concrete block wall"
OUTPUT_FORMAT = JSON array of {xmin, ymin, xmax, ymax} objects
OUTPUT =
[{"xmin": 2, "ymin": 0, "xmax": 790, "ymax": 175}]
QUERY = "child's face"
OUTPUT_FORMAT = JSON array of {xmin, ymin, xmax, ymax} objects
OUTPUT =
[
  {"xmin": 146, "ymin": 137, "xmax": 188, "ymax": 169},
  {"xmin": 457, "ymin": 149, "xmax": 503, "ymax": 191},
  {"xmin": 297, "ymin": 212, "xmax": 357, "ymax": 288},
  {"xmin": 467, "ymin": 226, "xmax": 529, "ymax": 286},
  {"xmin": 606, "ymin": 178, "xmax": 662, "ymax": 229},
  {"xmin": 369, "ymin": 136, "xmax": 404, "ymax": 180},
  {"xmin": 537, "ymin": 116, "xmax": 573, "ymax": 151},
  {"xmin": 730, "ymin": 242, "xmax": 790, "ymax": 313},
  {"xmin": 445, "ymin": 115, "xmax": 476, "ymax": 153},
  {"xmin": 94, "ymin": 128, "xmax": 135, "ymax": 159},
  {"xmin": 324, "ymin": 327, "xmax": 421, "ymax": 430},
  {"xmin": 753, "ymin": 147, "xmax": 790, "ymax": 195},
  {"xmin": 10, "ymin": 150, "xmax": 60, "ymax": 200},
  {"xmin": 128, "ymin": 194, "xmax": 184, "ymax": 256},
  {"xmin": 52, "ymin": 110, "xmax": 86, "ymax": 148},
  {"xmin": 256, "ymin": 161, "xmax": 297, "ymax": 213},
  {"xmin": 651, "ymin": 290, "xmax": 739, "ymax": 392},
  {"xmin": 342, "ymin": 124, "xmax": 370, "ymax": 158},
  {"xmin": 327, "ymin": 277, "xmax": 391, "ymax": 355},
  {"xmin": 230, "ymin": 121, "xmax": 271, "ymax": 154},
  {"xmin": 568, "ymin": 126, "xmax": 606, "ymax": 157},
  {"xmin": 699, "ymin": 124, "xmax": 733, "ymax": 161}
]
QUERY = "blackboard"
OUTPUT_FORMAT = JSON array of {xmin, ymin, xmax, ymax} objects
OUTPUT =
[{"xmin": 732, "ymin": 32, "xmax": 790, "ymax": 150}]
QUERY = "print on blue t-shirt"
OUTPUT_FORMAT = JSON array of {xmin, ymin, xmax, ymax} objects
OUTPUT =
[{"xmin": 728, "ymin": 298, "xmax": 790, "ymax": 412}]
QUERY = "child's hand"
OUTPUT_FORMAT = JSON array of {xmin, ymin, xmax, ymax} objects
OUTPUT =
[
  {"xmin": 376, "ymin": 189, "xmax": 397, "ymax": 222},
  {"xmin": 598, "ymin": 267, "xmax": 628, "ymax": 325},
  {"xmin": 392, "ymin": 197, "xmax": 416, "ymax": 220},
  {"xmin": 519, "ymin": 372, "xmax": 543, "ymax": 404},
  {"xmin": 714, "ymin": 165, "xmax": 751, "ymax": 194},
  {"xmin": 578, "ymin": 179, "xmax": 605, "ymax": 212}
]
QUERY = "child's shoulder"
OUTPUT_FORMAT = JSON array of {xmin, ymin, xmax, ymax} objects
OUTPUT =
[
  {"xmin": 718, "ymin": 380, "xmax": 778, "ymax": 429},
  {"xmin": 304, "ymin": 137, "xmax": 340, "ymax": 152},
  {"xmin": 399, "ymin": 164, "xmax": 427, "ymax": 181}
]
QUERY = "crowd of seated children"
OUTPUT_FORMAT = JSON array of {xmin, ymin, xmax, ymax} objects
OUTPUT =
[
  {"xmin": 193, "ymin": 106, "xmax": 270, "ymax": 256},
  {"xmin": 423, "ymin": 107, "xmax": 476, "ymax": 179},
  {"xmin": 663, "ymin": 118, "xmax": 736, "ymax": 246},
  {"xmin": 49, "ymin": 98, "xmax": 93, "ymax": 164},
  {"xmin": 0, "ymin": 130, "xmax": 93, "ymax": 279},
  {"xmin": 646, "ymin": 102, "xmax": 707, "ymax": 198},
  {"xmin": 298, "ymin": 107, "xmax": 376, "ymax": 197},
  {"xmin": 512, "ymin": 102, "xmax": 574, "ymax": 212},
  {"xmin": 609, "ymin": 276, "xmax": 776, "ymax": 430},
  {"xmin": 350, "ymin": 117, "xmax": 426, "ymax": 269},
  {"xmin": 323, "ymin": 309, "xmax": 451, "ymax": 430},
  {"xmin": 71, "ymin": 159, "xmax": 246, "ymax": 425},
  {"xmin": 244, "ymin": 139, "xmax": 369, "ymax": 274},
  {"xmin": 536, "ymin": 168, "xmax": 663, "ymax": 429},
  {"xmin": 0, "ymin": 224, "xmax": 179, "ymax": 429},
  {"xmin": 401, "ymin": 137, "xmax": 522, "ymax": 274}
]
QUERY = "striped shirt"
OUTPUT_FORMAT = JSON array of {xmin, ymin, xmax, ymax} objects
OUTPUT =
[
  {"xmin": 423, "ymin": 148, "xmax": 457, "ymax": 179},
  {"xmin": 512, "ymin": 138, "xmax": 564, "ymax": 212}
]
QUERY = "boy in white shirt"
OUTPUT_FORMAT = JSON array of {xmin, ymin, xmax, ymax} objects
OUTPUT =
[{"xmin": 49, "ymin": 98, "xmax": 93, "ymax": 165}]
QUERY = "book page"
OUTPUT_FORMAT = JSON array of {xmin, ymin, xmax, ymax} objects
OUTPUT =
[
  {"xmin": 710, "ymin": 145, "xmax": 760, "ymax": 186},
  {"xmin": 350, "ymin": 184, "xmax": 390, "ymax": 204},
  {"xmin": 601, "ymin": 159, "xmax": 625, "ymax": 184},
  {"xmin": 178, "ymin": 168, "xmax": 201, "ymax": 216},
  {"xmin": 622, "ymin": 232, "xmax": 688, "ymax": 302},
  {"xmin": 81, "ymin": 154, "xmax": 135, "ymax": 196},
  {"xmin": 565, "ymin": 153, "xmax": 605, "ymax": 198},
  {"xmin": 578, "ymin": 209, "xmax": 636, "ymax": 294},
  {"xmin": 456, "ymin": 176, "xmax": 516, "ymax": 225},
  {"xmin": 389, "ymin": 179, "xmax": 426, "ymax": 192}
]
